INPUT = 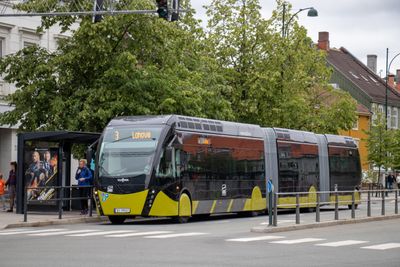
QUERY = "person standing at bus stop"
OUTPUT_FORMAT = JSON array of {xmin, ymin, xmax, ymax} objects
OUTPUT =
[
  {"xmin": 75, "ymin": 159, "xmax": 92, "ymax": 215},
  {"xmin": 0, "ymin": 173, "xmax": 6, "ymax": 211},
  {"xmin": 5, "ymin": 162, "xmax": 17, "ymax": 212}
]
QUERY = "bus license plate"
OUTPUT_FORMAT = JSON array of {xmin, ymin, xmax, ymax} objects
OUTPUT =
[{"xmin": 114, "ymin": 208, "xmax": 130, "ymax": 213}]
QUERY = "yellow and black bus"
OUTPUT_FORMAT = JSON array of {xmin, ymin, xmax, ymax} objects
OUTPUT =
[{"xmin": 94, "ymin": 115, "xmax": 361, "ymax": 224}]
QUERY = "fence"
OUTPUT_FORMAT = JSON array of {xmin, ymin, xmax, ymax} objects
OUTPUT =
[
  {"xmin": 271, "ymin": 189, "xmax": 399, "ymax": 227},
  {"xmin": 23, "ymin": 185, "xmax": 94, "ymax": 222}
]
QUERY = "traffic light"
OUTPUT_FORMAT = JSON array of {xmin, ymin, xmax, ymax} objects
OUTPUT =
[{"xmin": 156, "ymin": 0, "xmax": 168, "ymax": 20}]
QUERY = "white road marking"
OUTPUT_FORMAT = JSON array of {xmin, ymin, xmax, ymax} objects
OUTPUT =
[
  {"xmin": 106, "ymin": 231, "xmax": 171, "ymax": 237},
  {"xmin": 67, "ymin": 230, "xmax": 134, "ymax": 237},
  {"xmin": 29, "ymin": 230, "xmax": 99, "ymax": 236},
  {"xmin": 226, "ymin": 235, "xmax": 285, "ymax": 242},
  {"xmin": 0, "ymin": 229, "xmax": 65, "ymax": 235},
  {"xmin": 260, "ymin": 220, "xmax": 298, "ymax": 225},
  {"xmin": 361, "ymin": 243, "xmax": 400, "ymax": 250},
  {"xmin": 270, "ymin": 238, "xmax": 325, "ymax": 244},
  {"xmin": 316, "ymin": 240, "xmax": 369, "ymax": 247},
  {"xmin": 144, "ymin": 232, "xmax": 208, "ymax": 239}
]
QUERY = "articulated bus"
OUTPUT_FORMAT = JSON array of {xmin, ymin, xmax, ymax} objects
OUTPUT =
[{"xmin": 93, "ymin": 115, "xmax": 361, "ymax": 224}]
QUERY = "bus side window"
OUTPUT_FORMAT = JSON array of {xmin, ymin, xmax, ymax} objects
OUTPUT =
[
  {"xmin": 156, "ymin": 148, "xmax": 175, "ymax": 178},
  {"xmin": 175, "ymin": 149, "xmax": 181, "ymax": 177}
]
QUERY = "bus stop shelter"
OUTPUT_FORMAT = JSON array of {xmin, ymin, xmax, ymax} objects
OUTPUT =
[{"xmin": 16, "ymin": 131, "xmax": 100, "ymax": 214}]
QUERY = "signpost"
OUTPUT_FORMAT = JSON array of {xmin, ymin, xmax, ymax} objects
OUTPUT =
[{"xmin": 267, "ymin": 179, "xmax": 274, "ymax": 226}]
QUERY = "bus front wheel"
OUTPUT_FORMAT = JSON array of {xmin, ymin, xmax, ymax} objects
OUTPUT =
[
  {"xmin": 108, "ymin": 216, "xmax": 126, "ymax": 224},
  {"xmin": 175, "ymin": 193, "xmax": 192, "ymax": 224}
]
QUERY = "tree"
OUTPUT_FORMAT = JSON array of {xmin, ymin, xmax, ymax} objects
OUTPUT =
[
  {"xmin": 389, "ymin": 128, "xmax": 400, "ymax": 171},
  {"xmin": 0, "ymin": 0, "xmax": 356, "ymax": 136},
  {"xmin": 205, "ymin": 0, "xmax": 357, "ymax": 133},
  {"xmin": 366, "ymin": 113, "xmax": 394, "ymax": 182},
  {"xmin": 0, "ymin": 0, "xmax": 233, "ymax": 132}
]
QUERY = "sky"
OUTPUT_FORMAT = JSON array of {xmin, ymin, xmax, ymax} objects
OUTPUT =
[{"xmin": 190, "ymin": 0, "xmax": 400, "ymax": 78}]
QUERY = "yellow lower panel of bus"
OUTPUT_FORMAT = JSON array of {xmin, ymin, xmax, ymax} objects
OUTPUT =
[
  {"xmin": 98, "ymin": 190, "xmax": 148, "ymax": 215},
  {"xmin": 329, "ymin": 192, "xmax": 361, "ymax": 205},
  {"xmin": 243, "ymin": 186, "xmax": 267, "ymax": 211},
  {"xmin": 278, "ymin": 186, "xmax": 317, "ymax": 209},
  {"xmin": 149, "ymin": 191, "xmax": 178, "ymax": 216}
]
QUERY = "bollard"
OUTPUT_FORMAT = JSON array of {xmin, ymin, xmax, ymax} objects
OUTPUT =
[
  {"xmin": 334, "ymin": 192, "xmax": 339, "ymax": 220},
  {"xmin": 381, "ymin": 190, "xmax": 385, "ymax": 216},
  {"xmin": 316, "ymin": 192, "xmax": 320, "ymax": 223},
  {"xmin": 395, "ymin": 191, "xmax": 398, "ymax": 215},
  {"xmin": 23, "ymin": 186, "xmax": 28, "ymax": 222},
  {"xmin": 89, "ymin": 187, "xmax": 93, "ymax": 217},
  {"xmin": 273, "ymin": 193, "xmax": 278, "ymax": 227},
  {"xmin": 367, "ymin": 190, "xmax": 371, "ymax": 217},
  {"xmin": 58, "ymin": 187, "xmax": 63, "ymax": 220},
  {"xmin": 295, "ymin": 193, "xmax": 300, "ymax": 224},
  {"xmin": 351, "ymin": 190, "xmax": 355, "ymax": 219}
]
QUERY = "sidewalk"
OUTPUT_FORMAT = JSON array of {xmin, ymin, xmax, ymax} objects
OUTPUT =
[{"xmin": 0, "ymin": 210, "xmax": 106, "ymax": 229}]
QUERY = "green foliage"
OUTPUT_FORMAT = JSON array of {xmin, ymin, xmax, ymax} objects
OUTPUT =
[
  {"xmin": 0, "ymin": 1, "xmax": 233, "ymax": 132},
  {"xmin": 0, "ymin": 0, "xmax": 356, "ymax": 136},
  {"xmin": 366, "ymin": 113, "xmax": 394, "ymax": 170},
  {"xmin": 205, "ymin": 0, "xmax": 356, "ymax": 133}
]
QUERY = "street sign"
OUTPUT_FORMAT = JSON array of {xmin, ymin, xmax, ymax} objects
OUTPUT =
[
  {"xmin": 267, "ymin": 179, "xmax": 274, "ymax": 193},
  {"xmin": 267, "ymin": 179, "xmax": 274, "ymax": 226}
]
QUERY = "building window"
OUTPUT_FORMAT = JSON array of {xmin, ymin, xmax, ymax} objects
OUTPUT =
[
  {"xmin": 0, "ymin": 38, "xmax": 3, "ymax": 57},
  {"xmin": 391, "ymin": 107, "xmax": 398, "ymax": 129},
  {"xmin": 352, "ymin": 118, "xmax": 359, "ymax": 130},
  {"xmin": 378, "ymin": 104, "xmax": 384, "ymax": 114},
  {"xmin": 24, "ymin": 41, "xmax": 36, "ymax": 48},
  {"xmin": 371, "ymin": 103, "xmax": 378, "ymax": 124}
]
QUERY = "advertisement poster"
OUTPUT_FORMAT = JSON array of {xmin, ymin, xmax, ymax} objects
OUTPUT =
[{"xmin": 24, "ymin": 147, "xmax": 58, "ymax": 203}]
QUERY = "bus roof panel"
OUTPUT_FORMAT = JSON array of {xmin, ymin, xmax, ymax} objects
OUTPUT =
[
  {"xmin": 273, "ymin": 128, "xmax": 318, "ymax": 144},
  {"xmin": 108, "ymin": 115, "xmax": 264, "ymax": 138}
]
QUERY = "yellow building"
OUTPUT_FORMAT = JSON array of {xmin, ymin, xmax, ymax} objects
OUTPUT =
[{"xmin": 339, "ymin": 104, "xmax": 371, "ymax": 171}]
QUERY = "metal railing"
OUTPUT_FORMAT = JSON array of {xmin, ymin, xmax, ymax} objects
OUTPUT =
[
  {"xmin": 23, "ymin": 185, "xmax": 94, "ymax": 222},
  {"xmin": 271, "ymin": 189, "xmax": 400, "ymax": 227}
]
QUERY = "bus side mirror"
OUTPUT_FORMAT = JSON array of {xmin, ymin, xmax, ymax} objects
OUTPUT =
[
  {"xmin": 165, "ymin": 147, "xmax": 173, "ymax": 162},
  {"xmin": 86, "ymin": 147, "xmax": 93, "ymax": 164}
]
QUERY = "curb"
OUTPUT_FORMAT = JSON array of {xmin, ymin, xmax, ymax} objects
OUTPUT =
[
  {"xmin": 2, "ymin": 216, "xmax": 109, "ymax": 230},
  {"xmin": 251, "ymin": 214, "xmax": 400, "ymax": 233}
]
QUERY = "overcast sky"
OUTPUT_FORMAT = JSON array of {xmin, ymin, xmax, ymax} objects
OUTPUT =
[{"xmin": 191, "ymin": 0, "xmax": 400, "ymax": 78}]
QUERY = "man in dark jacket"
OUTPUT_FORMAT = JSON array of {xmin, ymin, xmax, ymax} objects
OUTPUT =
[
  {"xmin": 5, "ymin": 162, "xmax": 17, "ymax": 212},
  {"xmin": 75, "ymin": 159, "xmax": 92, "ymax": 215}
]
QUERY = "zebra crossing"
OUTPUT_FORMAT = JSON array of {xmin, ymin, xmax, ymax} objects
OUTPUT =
[
  {"xmin": 0, "ymin": 228, "xmax": 399, "ymax": 251},
  {"xmin": 0, "ymin": 228, "xmax": 208, "ymax": 239},
  {"xmin": 225, "ymin": 235, "xmax": 400, "ymax": 250}
]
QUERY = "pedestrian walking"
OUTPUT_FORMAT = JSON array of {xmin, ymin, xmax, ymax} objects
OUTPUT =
[
  {"xmin": 0, "ymin": 173, "xmax": 6, "ymax": 211},
  {"xmin": 397, "ymin": 173, "xmax": 400, "ymax": 196},
  {"xmin": 5, "ymin": 162, "xmax": 17, "ymax": 212},
  {"xmin": 75, "ymin": 159, "xmax": 92, "ymax": 215},
  {"xmin": 385, "ymin": 173, "xmax": 395, "ymax": 196}
]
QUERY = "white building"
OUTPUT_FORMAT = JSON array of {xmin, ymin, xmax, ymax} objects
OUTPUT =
[{"xmin": 0, "ymin": 2, "xmax": 72, "ymax": 177}]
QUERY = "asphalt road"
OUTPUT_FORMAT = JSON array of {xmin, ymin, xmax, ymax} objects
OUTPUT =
[{"xmin": 1, "ymin": 211, "xmax": 399, "ymax": 267}]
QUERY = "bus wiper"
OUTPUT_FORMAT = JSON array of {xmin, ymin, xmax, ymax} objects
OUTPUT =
[
  {"xmin": 99, "ymin": 165, "xmax": 110, "ymax": 176},
  {"xmin": 111, "ymin": 136, "xmax": 132, "ymax": 143}
]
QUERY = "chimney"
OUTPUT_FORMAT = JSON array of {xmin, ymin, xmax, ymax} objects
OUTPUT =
[
  {"xmin": 388, "ymin": 74, "xmax": 395, "ymax": 88},
  {"xmin": 318, "ymin": 32, "xmax": 330, "ymax": 51},
  {"xmin": 367, "ymin": 55, "xmax": 377, "ymax": 73},
  {"xmin": 397, "ymin": 69, "xmax": 400, "ymax": 91}
]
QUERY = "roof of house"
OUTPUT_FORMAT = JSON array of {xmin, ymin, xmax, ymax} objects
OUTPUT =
[
  {"xmin": 326, "ymin": 47, "xmax": 400, "ymax": 105},
  {"xmin": 357, "ymin": 103, "xmax": 371, "ymax": 116}
]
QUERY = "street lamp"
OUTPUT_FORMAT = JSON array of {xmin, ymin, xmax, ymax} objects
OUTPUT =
[
  {"xmin": 282, "ymin": 3, "xmax": 318, "ymax": 38},
  {"xmin": 385, "ymin": 48, "xmax": 400, "ymax": 130}
]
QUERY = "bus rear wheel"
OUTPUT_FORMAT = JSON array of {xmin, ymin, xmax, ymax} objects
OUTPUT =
[
  {"xmin": 175, "ymin": 193, "xmax": 192, "ymax": 224},
  {"xmin": 108, "ymin": 216, "xmax": 126, "ymax": 224}
]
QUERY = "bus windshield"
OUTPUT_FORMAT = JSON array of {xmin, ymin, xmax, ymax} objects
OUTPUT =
[{"xmin": 98, "ymin": 126, "xmax": 162, "ymax": 177}]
